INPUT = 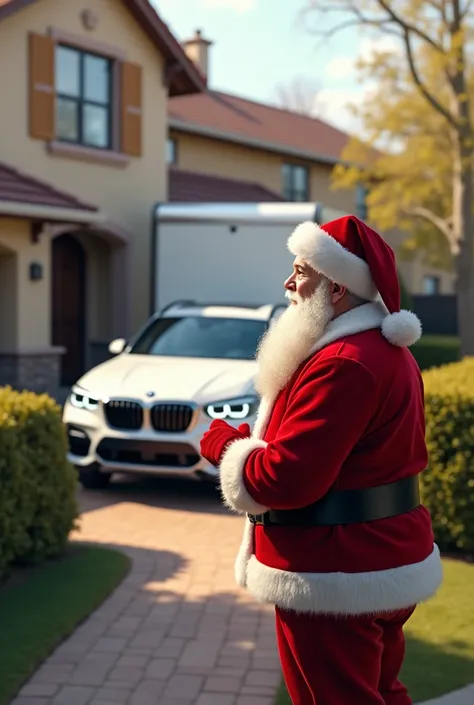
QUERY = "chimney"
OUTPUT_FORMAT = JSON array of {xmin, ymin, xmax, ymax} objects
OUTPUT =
[{"xmin": 182, "ymin": 29, "xmax": 213, "ymax": 82}]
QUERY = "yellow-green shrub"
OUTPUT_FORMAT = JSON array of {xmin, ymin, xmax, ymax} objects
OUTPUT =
[
  {"xmin": 0, "ymin": 387, "xmax": 78, "ymax": 576},
  {"xmin": 422, "ymin": 358, "xmax": 474, "ymax": 552}
]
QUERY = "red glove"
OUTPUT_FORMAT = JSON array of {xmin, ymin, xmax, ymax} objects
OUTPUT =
[{"xmin": 200, "ymin": 419, "xmax": 251, "ymax": 467}]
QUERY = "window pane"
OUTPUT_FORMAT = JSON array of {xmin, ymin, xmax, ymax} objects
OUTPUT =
[
  {"xmin": 56, "ymin": 46, "xmax": 80, "ymax": 97},
  {"xmin": 56, "ymin": 97, "xmax": 79, "ymax": 141},
  {"xmin": 167, "ymin": 138, "xmax": 176, "ymax": 164},
  {"xmin": 282, "ymin": 164, "xmax": 292, "ymax": 198},
  {"xmin": 423, "ymin": 276, "xmax": 439, "ymax": 295},
  {"xmin": 83, "ymin": 104, "xmax": 109, "ymax": 148},
  {"xmin": 293, "ymin": 166, "xmax": 308, "ymax": 194},
  {"xmin": 84, "ymin": 54, "xmax": 110, "ymax": 104}
]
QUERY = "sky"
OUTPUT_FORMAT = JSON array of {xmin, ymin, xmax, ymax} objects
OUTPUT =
[{"xmin": 153, "ymin": 0, "xmax": 382, "ymax": 134}]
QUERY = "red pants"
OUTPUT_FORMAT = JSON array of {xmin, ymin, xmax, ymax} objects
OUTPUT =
[{"xmin": 276, "ymin": 606, "xmax": 415, "ymax": 705}]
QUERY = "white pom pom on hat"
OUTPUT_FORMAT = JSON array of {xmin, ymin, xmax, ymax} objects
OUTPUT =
[{"xmin": 287, "ymin": 216, "xmax": 422, "ymax": 347}]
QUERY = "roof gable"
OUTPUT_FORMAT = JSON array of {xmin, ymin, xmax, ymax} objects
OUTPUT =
[{"xmin": 0, "ymin": 0, "xmax": 205, "ymax": 96}]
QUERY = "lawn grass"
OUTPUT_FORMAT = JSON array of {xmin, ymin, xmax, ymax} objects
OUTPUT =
[
  {"xmin": 0, "ymin": 544, "xmax": 130, "ymax": 705},
  {"xmin": 275, "ymin": 558, "xmax": 474, "ymax": 704}
]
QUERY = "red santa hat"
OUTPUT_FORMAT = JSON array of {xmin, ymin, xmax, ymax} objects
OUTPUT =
[{"xmin": 287, "ymin": 214, "xmax": 422, "ymax": 347}]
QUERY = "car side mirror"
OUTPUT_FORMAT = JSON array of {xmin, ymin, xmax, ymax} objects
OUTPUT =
[{"xmin": 108, "ymin": 338, "xmax": 127, "ymax": 356}]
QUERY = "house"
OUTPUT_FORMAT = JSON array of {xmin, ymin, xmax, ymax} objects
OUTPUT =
[
  {"xmin": 0, "ymin": 0, "xmax": 205, "ymax": 394},
  {"xmin": 168, "ymin": 30, "xmax": 456, "ymax": 300}
]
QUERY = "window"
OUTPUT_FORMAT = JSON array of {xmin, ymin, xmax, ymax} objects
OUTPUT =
[
  {"xmin": 56, "ymin": 45, "xmax": 112, "ymax": 149},
  {"xmin": 129, "ymin": 316, "xmax": 267, "ymax": 361},
  {"xmin": 282, "ymin": 164, "xmax": 309, "ymax": 201},
  {"xmin": 356, "ymin": 184, "xmax": 369, "ymax": 220},
  {"xmin": 423, "ymin": 276, "xmax": 440, "ymax": 296},
  {"xmin": 167, "ymin": 137, "xmax": 177, "ymax": 165}
]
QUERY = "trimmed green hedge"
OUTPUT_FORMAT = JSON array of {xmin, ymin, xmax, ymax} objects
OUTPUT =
[
  {"xmin": 422, "ymin": 358, "xmax": 474, "ymax": 552},
  {"xmin": 0, "ymin": 387, "xmax": 78, "ymax": 577},
  {"xmin": 413, "ymin": 336, "xmax": 460, "ymax": 371}
]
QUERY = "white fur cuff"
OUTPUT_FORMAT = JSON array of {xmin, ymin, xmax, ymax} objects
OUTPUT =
[
  {"xmin": 288, "ymin": 221, "xmax": 378, "ymax": 302},
  {"xmin": 219, "ymin": 437, "xmax": 269, "ymax": 515},
  {"xmin": 245, "ymin": 544, "xmax": 443, "ymax": 615}
]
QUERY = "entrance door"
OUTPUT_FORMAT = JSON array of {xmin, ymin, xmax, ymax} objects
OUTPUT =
[{"xmin": 52, "ymin": 233, "xmax": 86, "ymax": 386}]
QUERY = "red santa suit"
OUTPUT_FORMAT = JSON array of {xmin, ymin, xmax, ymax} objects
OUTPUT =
[{"xmin": 201, "ymin": 215, "xmax": 443, "ymax": 705}]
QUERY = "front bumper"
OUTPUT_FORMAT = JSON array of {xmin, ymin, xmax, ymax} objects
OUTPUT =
[{"xmin": 63, "ymin": 398, "xmax": 256, "ymax": 481}]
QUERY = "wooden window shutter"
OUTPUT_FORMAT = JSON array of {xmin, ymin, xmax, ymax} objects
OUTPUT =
[
  {"xmin": 28, "ymin": 33, "xmax": 55, "ymax": 141},
  {"xmin": 120, "ymin": 62, "xmax": 142, "ymax": 157}
]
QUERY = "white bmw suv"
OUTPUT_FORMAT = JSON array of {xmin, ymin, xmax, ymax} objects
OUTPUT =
[{"xmin": 63, "ymin": 301, "xmax": 284, "ymax": 489}]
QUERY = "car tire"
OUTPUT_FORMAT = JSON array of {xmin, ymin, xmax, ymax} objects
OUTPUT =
[{"xmin": 77, "ymin": 464, "xmax": 112, "ymax": 490}]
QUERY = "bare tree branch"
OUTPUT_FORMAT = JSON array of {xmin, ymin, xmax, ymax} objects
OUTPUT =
[
  {"xmin": 403, "ymin": 28, "xmax": 459, "ymax": 127},
  {"xmin": 403, "ymin": 205, "xmax": 457, "ymax": 250},
  {"xmin": 460, "ymin": 0, "xmax": 474, "ymax": 19},
  {"xmin": 375, "ymin": 0, "xmax": 445, "ymax": 52}
]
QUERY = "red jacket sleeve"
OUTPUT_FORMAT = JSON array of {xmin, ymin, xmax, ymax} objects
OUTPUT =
[{"xmin": 242, "ymin": 356, "xmax": 378, "ymax": 510}]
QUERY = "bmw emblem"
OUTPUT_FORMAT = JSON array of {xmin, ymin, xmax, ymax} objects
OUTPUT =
[{"xmin": 146, "ymin": 390, "xmax": 155, "ymax": 398}]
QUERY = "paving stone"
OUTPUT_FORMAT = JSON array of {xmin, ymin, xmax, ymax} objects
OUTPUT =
[
  {"xmin": 94, "ymin": 685, "xmax": 132, "ymax": 702},
  {"xmin": 244, "ymin": 670, "xmax": 281, "ymax": 688},
  {"xmin": 195, "ymin": 694, "xmax": 236, "ymax": 705},
  {"xmin": 18, "ymin": 683, "xmax": 60, "ymax": 697},
  {"xmin": 145, "ymin": 658, "xmax": 176, "ymax": 679},
  {"xmin": 161, "ymin": 674, "xmax": 204, "ymax": 699},
  {"xmin": 51, "ymin": 685, "xmax": 95, "ymax": 705},
  {"xmin": 10, "ymin": 699, "xmax": 50, "ymax": 705},
  {"xmin": 204, "ymin": 675, "xmax": 242, "ymax": 692},
  {"xmin": 129, "ymin": 679, "xmax": 165, "ymax": 705}
]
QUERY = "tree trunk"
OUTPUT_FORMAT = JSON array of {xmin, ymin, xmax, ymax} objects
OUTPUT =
[{"xmin": 452, "ymin": 136, "xmax": 474, "ymax": 356}]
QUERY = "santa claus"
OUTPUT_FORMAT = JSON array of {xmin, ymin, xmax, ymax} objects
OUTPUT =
[{"xmin": 200, "ymin": 215, "xmax": 443, "ymax": 705}]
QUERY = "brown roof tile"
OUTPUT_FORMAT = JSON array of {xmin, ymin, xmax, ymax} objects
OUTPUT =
[
  {"xmin": 169, "ymin": 168, "xmax": 284, "ymax": 202},
  {"xmin": 0, "ymin": 0, "xmax": 205, "ymax": 96},
  {"xmin": 168, "ymin": 91, "xmax": 351, "ymax": 164},
  {"xmin": 0, "ymin": 162, "xmax": 98, "ymax": 213}
]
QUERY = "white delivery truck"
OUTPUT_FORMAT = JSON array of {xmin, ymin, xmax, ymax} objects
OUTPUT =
[{"xmin": 64, "ymin": 201, "xmax": 347, "ymax": 489}]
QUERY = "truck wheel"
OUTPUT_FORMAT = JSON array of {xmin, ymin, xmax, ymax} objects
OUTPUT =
[{"xmin": 77, "ymin": 464, "xmax": 111, "ymax": 490}]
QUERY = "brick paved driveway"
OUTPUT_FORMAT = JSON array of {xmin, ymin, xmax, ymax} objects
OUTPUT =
[{"xmin": 12, "ymin": 478, "xmax": 280, "ymax": 705}]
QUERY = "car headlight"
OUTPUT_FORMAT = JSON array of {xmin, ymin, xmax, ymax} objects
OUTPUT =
[
  {"xmin": 205, "ymin": 396, "xmax": 259, "ymax": 420},
  {"xmin": 69, "ymin": 386, "xmax": 100, "ymax": 411}
]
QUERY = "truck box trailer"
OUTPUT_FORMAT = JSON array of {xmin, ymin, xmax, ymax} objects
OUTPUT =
[{"xmin": 151, "ymin": 202, "xmax": 348, "ymax": 313}]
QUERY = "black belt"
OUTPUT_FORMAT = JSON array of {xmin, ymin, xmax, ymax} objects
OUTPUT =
[{"xmin": 248, "ymin": 475, "xmax": 420, "ymax": 527}]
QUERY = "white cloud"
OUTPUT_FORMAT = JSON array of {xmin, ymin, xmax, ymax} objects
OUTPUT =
[
  {"xmin": 199, "ymin": 0, "xmax": 255, "ymax": 12},
  {"xmin": 313, "ymin": 83, "xmax": 377, "ymax": 134},
  {"xmin": 324, "ymin": 35, "xmax": 401, "ymax": 83},
  {"xmin": 325, "ymin": 56, "xmax": 354, "ymax": 81}
]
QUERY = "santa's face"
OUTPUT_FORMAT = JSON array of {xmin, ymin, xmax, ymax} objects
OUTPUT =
[
  {"xmin": 255, "ymin": 272, "xmax": 335, "ymax": 400},
  {"xmin": 284, "ymin": 257, "xmax": 322, "ymax": 304}
]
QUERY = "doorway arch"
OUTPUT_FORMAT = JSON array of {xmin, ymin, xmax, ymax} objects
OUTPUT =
[{"xmin": 52, "ymin": 233, "xmax": 86, "ymax": 386}]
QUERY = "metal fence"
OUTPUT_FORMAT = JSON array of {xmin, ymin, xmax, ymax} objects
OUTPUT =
[{"xmin": 412, "ymin": 295, "xmax": 458, "ymax": 336}]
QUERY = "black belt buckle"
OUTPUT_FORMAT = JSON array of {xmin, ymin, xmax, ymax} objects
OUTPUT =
[{"xmin": 248, "ymin": 512, "xmax": 270, "ymax": 526}]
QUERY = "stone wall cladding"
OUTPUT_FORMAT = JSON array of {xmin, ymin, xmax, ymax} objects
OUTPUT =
[{"xmin": 0, "ymin": 350, "xmax": 63, "ymax": 397}]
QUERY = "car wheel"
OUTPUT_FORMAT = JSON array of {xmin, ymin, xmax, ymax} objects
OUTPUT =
[{"xmin": 77, "ymin": 464, "xmax": 112, "ymax": 490}]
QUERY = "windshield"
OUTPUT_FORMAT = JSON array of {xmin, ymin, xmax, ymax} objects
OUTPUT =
[{"xmin": 129, "ymin": 316, "xmax": 267, "ymax": 360}]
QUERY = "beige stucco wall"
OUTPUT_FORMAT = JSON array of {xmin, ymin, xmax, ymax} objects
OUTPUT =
[
  {"xmin": 170, "ymin": 130, "xmax": 358, "ymax": 213},
  {"xmin": 0, "ymin": 0, "xmax": 168, "ymax": 345},
  {"xmin": 0, "ymin": 218, "xmax": 50, "ymax": 351}
]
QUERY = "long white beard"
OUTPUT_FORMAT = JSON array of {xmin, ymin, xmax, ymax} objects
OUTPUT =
[{"xmin": 255, "ymin": 279, "xmax": 334, "ymax": 400}]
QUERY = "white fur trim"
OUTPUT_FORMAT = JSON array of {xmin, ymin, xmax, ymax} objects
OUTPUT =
[
  {"xmin": 310, "ymin": 302, "xmax": 385, "ymax": 355},
  {"xmin": 220, "ymin": 437, "xmax": 269, "ymax": 514},
  {"xmin": 235, "ymin": 517, "xmax": 254, "ymax": 588},
  {"xmin": 252, "ymin": 396, "xmax": 273, "ymax": 440},
  {"xmin": 288, "ymin": 221, "xmax": 378, "ymax": 301},
  {"xmin": 245, "ymin": 544, "xmax": 443, "ymax": 615},
  {"xmin": 381, "ymin": 310, "xmax": 422, "ymax": 347}
]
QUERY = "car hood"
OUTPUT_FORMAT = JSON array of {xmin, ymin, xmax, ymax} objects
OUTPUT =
[{"xmin": 75, "ymin": 354, "xmax": 257, "ymax": 404}]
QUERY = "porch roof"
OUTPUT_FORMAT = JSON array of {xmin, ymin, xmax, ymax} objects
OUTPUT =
[{"xmin": 0, "ymin": 162, "xmax": 102, "ymax": 223}]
